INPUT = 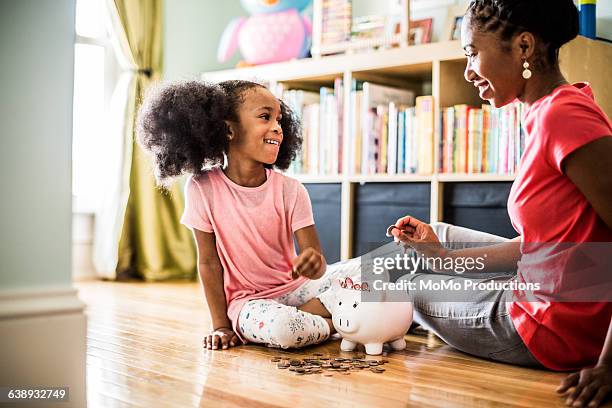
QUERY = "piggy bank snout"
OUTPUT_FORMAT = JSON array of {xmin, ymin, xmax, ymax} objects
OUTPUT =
[
  {"xmin": 332, "ymin": 298, "xmax": 361, "ymax": 334},
  {"xmin": 333, "ymin": 312, "xmax": 359, "ymax": 334}
]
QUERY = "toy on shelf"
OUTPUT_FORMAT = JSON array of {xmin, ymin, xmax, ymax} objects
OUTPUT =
[
  {"xmin": 217, "ymin": 0, "xmax": 313, "ymax": 66},
  {"xmin": 331, "ymin": 276, "xmax": 413, "ymax": 355}
]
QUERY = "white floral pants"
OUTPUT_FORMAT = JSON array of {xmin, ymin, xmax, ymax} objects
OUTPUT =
[{"xmin": 237, "ymin": 258, "xmax": 361, "ymax": 349}]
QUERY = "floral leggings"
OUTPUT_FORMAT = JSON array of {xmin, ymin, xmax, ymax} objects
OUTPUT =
[{"xmin": 238, "ymin": 258, "xmax": 361, "ymax": 349}]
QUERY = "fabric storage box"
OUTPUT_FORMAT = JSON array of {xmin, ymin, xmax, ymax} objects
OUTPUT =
[
  {"xmin": 303, "ymin": 183, "xmax": 342, "ymax": 263},
  {"xmin": 443, "ymin": 182, "xmax": 516, "ymax": 239},
  {"xmin": 353, "ymin": 183, "xmax": 430, "ymax": 258}
]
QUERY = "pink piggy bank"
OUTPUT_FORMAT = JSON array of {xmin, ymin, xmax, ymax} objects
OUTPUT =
[{"xmin": 331, "ymin": 277, "xmax": 413, "ymax": 355}]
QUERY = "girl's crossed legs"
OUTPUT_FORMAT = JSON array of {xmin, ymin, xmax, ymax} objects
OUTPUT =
[{"xmin": 238, "ymin": 258, "xmax": 360, "ymax": 349}]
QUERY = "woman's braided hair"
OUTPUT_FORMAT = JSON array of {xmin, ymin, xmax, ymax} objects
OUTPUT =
[{"xmin": 466, "ymin": 0, "xmax": 579, "ymax": 67}]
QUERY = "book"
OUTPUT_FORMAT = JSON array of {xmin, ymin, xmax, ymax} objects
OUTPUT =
[
  {"xmin": 439, "ymin": 102, "xmax": 524, "ymax": 175},
  {"xmin": 416, "ymin": 96, "xmax": 434, "ymax": 175}
]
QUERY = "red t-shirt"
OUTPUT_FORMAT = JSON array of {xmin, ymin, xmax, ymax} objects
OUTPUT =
[{"xmin": 507, "ymin": 83, "xmax": 612, "ymax": 371}]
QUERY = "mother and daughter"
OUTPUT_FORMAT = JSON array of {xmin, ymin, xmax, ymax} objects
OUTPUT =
[{"xmin": 137, "ymin": 0, "xmax": 611, "ymax": 406}]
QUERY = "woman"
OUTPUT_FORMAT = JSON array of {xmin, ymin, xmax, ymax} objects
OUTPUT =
[{"xmin": 392, "ymin": 1, "xmax": 612, "ymax": 407}]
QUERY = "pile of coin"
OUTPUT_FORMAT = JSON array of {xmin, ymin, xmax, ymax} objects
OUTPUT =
[{"xmin": 271, "ymin": 353, "xmax": 389, "ymax": 376}]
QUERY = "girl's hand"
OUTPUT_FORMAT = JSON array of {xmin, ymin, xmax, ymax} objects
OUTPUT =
[
  {"xmin": 292, "ymin": 247, "xmax": 325, "ymax": 280},
  {"xmin": 390, "ymin": 215, "xmax": 446, "ymax": 258},
  {"xmin": 557, "ymin": 363, "xmax": 612, "ymax": 407},
  {"xmin": 204, "ymin": 327, "xmax": 242, "ymax": 350}
]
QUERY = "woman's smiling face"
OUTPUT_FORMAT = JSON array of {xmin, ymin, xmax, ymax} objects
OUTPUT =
[{"xmin": 461, "ymin": 15, "xmax": 524, "ymax": 108}]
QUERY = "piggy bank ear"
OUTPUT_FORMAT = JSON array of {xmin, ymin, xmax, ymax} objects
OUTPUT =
[{"xmin": 331, "ymin": 278, "xmax": 342, "ymax": 292}]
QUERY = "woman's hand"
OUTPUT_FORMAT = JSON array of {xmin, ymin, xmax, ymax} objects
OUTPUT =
[
  {"xmin": 204, "ymin": 327, "xmax": 242, "ymax": 350},
  {"xmin": 292, "ymin": 247, "xmax": 325, "ymax": 280},
  {"xmin": 556, "ymin": 363, "xmax": 612, "ymax": 407},
  {"xmin": 390, "ymin": 215, "xmax": 447, "ymax": 258}
]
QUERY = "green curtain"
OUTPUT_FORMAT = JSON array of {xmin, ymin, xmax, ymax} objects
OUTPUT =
[{"xmin": 111, "ymin": 0, "xmax": 197, "ymax": 281}]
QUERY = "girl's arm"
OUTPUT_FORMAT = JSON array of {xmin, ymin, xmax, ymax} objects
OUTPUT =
[
  {"xmin": 193, "ymin": 228, "xmax": 241, "ymax": 349},
  {"xmin": 292, "ymin": 225, "xmax": 327, "ymax": 280}
]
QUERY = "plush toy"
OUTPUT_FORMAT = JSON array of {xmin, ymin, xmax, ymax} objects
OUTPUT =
[
  {"xmin": 217, "ymin": 0, "xmax": 313, "ymax": 66},
  {"xmin": 331, "ymin": 277, "xmax": 413, "ymax": 355}
]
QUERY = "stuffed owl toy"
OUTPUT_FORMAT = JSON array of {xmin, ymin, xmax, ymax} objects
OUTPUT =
[{"xmin": 217, "ymin": 0, "xmax": 313, "ymax": 65}]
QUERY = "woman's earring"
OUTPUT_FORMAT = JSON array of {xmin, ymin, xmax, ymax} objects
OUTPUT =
[{"xmin": 522, "ymin": 59, "xmax": 532, "ymax": 79}]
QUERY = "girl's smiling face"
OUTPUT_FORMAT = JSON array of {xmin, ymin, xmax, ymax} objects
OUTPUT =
[
  {"xmin": 461, "ymin": 15, "xmax": 525, "ymax": 108},
  {"xmin": 226, "ymin": 87, "xmax": 284, "ymax": 165}
]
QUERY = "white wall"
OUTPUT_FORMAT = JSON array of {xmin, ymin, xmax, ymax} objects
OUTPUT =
[
  {"xmin": 0, "ymin": 2, "xmax": 86, "ymax": 406},
  {"xmin": 0, "ymin": 0, "xmax": 74, "ymax": 290},
  {"xmin": 164, "ymin": 0, "xmax": 244, "ymax": 80},
  {"xmin": 597, "ymin": 0, "xmax": 612, "ymax": 40}
]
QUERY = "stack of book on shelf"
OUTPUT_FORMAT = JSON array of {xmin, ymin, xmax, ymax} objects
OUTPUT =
[
  {"xmin": 278, "ymin": 80, "xmax": 436, "ymax": 177},
  {"xmin": 440, "ymin": 102, "xmax": 525, "ymax": 175},
  {"xmin": 277, "ymin": 78, "xmax": 344, "ymax": 175},
  {"xmin": 349, "ymin": 82, "xmax": 434, "ymax": 176},
  {"xmin": 320, "ymin": 0, "xmax": 352, "ymax": 46},
  {"xmin": 351, "ymin": 15, "xmax": 386, "ymax": 40}
]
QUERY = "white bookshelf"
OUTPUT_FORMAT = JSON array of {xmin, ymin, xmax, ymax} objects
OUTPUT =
[{"xmin": 202, "ymin": 37, "xmax": 611, "ymax": 260}]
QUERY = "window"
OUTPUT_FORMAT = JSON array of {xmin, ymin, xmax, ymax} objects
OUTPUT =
[{"xmin": 72, "ymin": 0, "xmax": 120, "ymax": 213}]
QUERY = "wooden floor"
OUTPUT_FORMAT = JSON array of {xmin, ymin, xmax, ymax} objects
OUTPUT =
[{"xmin": 77, "ymin": 280, "xmax": 576, "ymax": 408}]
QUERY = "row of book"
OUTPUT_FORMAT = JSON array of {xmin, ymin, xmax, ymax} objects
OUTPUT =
[
  {"xmin": 348, "ymin": 84, "xmax": 434, "ymax": 175},
  {"xmin": 277, "ymin": 80, "xmax": 524, "ymax": 176},
  {"xmin": 277, "ymin": 78, "xmax": 344, "ymax": 175},
  {"xmin": 320, "ymin": 0, "xmax": 352, "ymax": 45},
  {"xmin": 441, "ymin": 103, "xmax": 525, "ymax": 174}
]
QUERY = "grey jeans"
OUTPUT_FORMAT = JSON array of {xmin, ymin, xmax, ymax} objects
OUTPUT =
[{"xmin": 397, "ymin": 222, "xmax": 542, "ymax": 368}]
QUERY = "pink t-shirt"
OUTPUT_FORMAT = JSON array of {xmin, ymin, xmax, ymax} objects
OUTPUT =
[
  {"xmin": 507, "ymin": 83, "xmax": 612, "ymax": 370},
  {"xmin": 180, "ymin": 167, "xmax": 315, "ymax": 340}
]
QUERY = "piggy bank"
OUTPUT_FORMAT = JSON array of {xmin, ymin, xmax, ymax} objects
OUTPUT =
[{"xmin": 331, "ymin": 277, "xmax": 413, "ymax": 355}]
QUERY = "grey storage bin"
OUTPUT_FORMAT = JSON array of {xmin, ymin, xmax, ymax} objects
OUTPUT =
[
  {"xmin": 443, "ymin": 182, "xmax": 516, "ymax": 239},
  {"xmin": 353, "ymin": 183, "xmax": 430, "ymax": 257},
  {"xmin": 303, "ymin": 183, "xmax": 342, "ymax": 263}
]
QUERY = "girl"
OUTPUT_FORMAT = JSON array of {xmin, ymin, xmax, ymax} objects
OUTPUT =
[
  {"xmin": 391, "ymin": 1, "xmax": 612, "ymax": 407},
  {"xmin": 137, "ymin": 80, "xmax": 355, "ymax": 351}
]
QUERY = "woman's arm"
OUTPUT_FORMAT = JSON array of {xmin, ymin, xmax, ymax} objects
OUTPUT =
[
  {"xmin": 557, "ymin": 317, "xmax": 612, "ymax": 408},
  {"xmin": 193, "ymin": 228, "xmax": 240, "ymax": 349},
  {"xmin": 555, "ymin": 136, "xmax": 612, "ymax": 407},
  {"xmin": 292, "ymin": 225, "xmax": 326, "ymax": 280},
  {"xmin": 392, "ymin": 216, "xmax": 522, "ymax": 273},
  {"xmin": 443, "ymin": 237, "xmax": 522, "ymax": 273},
  {"xmin": 562, "ymin": 136, "xmax": 612, "ymax": 230}
]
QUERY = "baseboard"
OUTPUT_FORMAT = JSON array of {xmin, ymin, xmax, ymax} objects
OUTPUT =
[{"xmin": 0, "ymin": 286, "xmax": 87, "ymax": 408}]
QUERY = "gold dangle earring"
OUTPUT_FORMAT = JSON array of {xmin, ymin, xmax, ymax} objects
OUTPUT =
[{"xmin": 522, "ymin": 58, "xmax": 532, "ymax": 79}]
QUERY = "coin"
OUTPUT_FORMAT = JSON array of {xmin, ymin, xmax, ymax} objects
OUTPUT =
[
  {"xmin": 272, "ymin": 352, "xmax": 389, "ymax": 378},
  {"xmin": 386, "ymin": 225, "xmax": 398, "ymax": 237}
]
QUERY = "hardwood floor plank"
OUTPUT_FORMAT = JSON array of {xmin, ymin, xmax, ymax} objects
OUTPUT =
[{"xmin": 76, "ymin": 281, "xmax": 598, "ymax": 408}]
